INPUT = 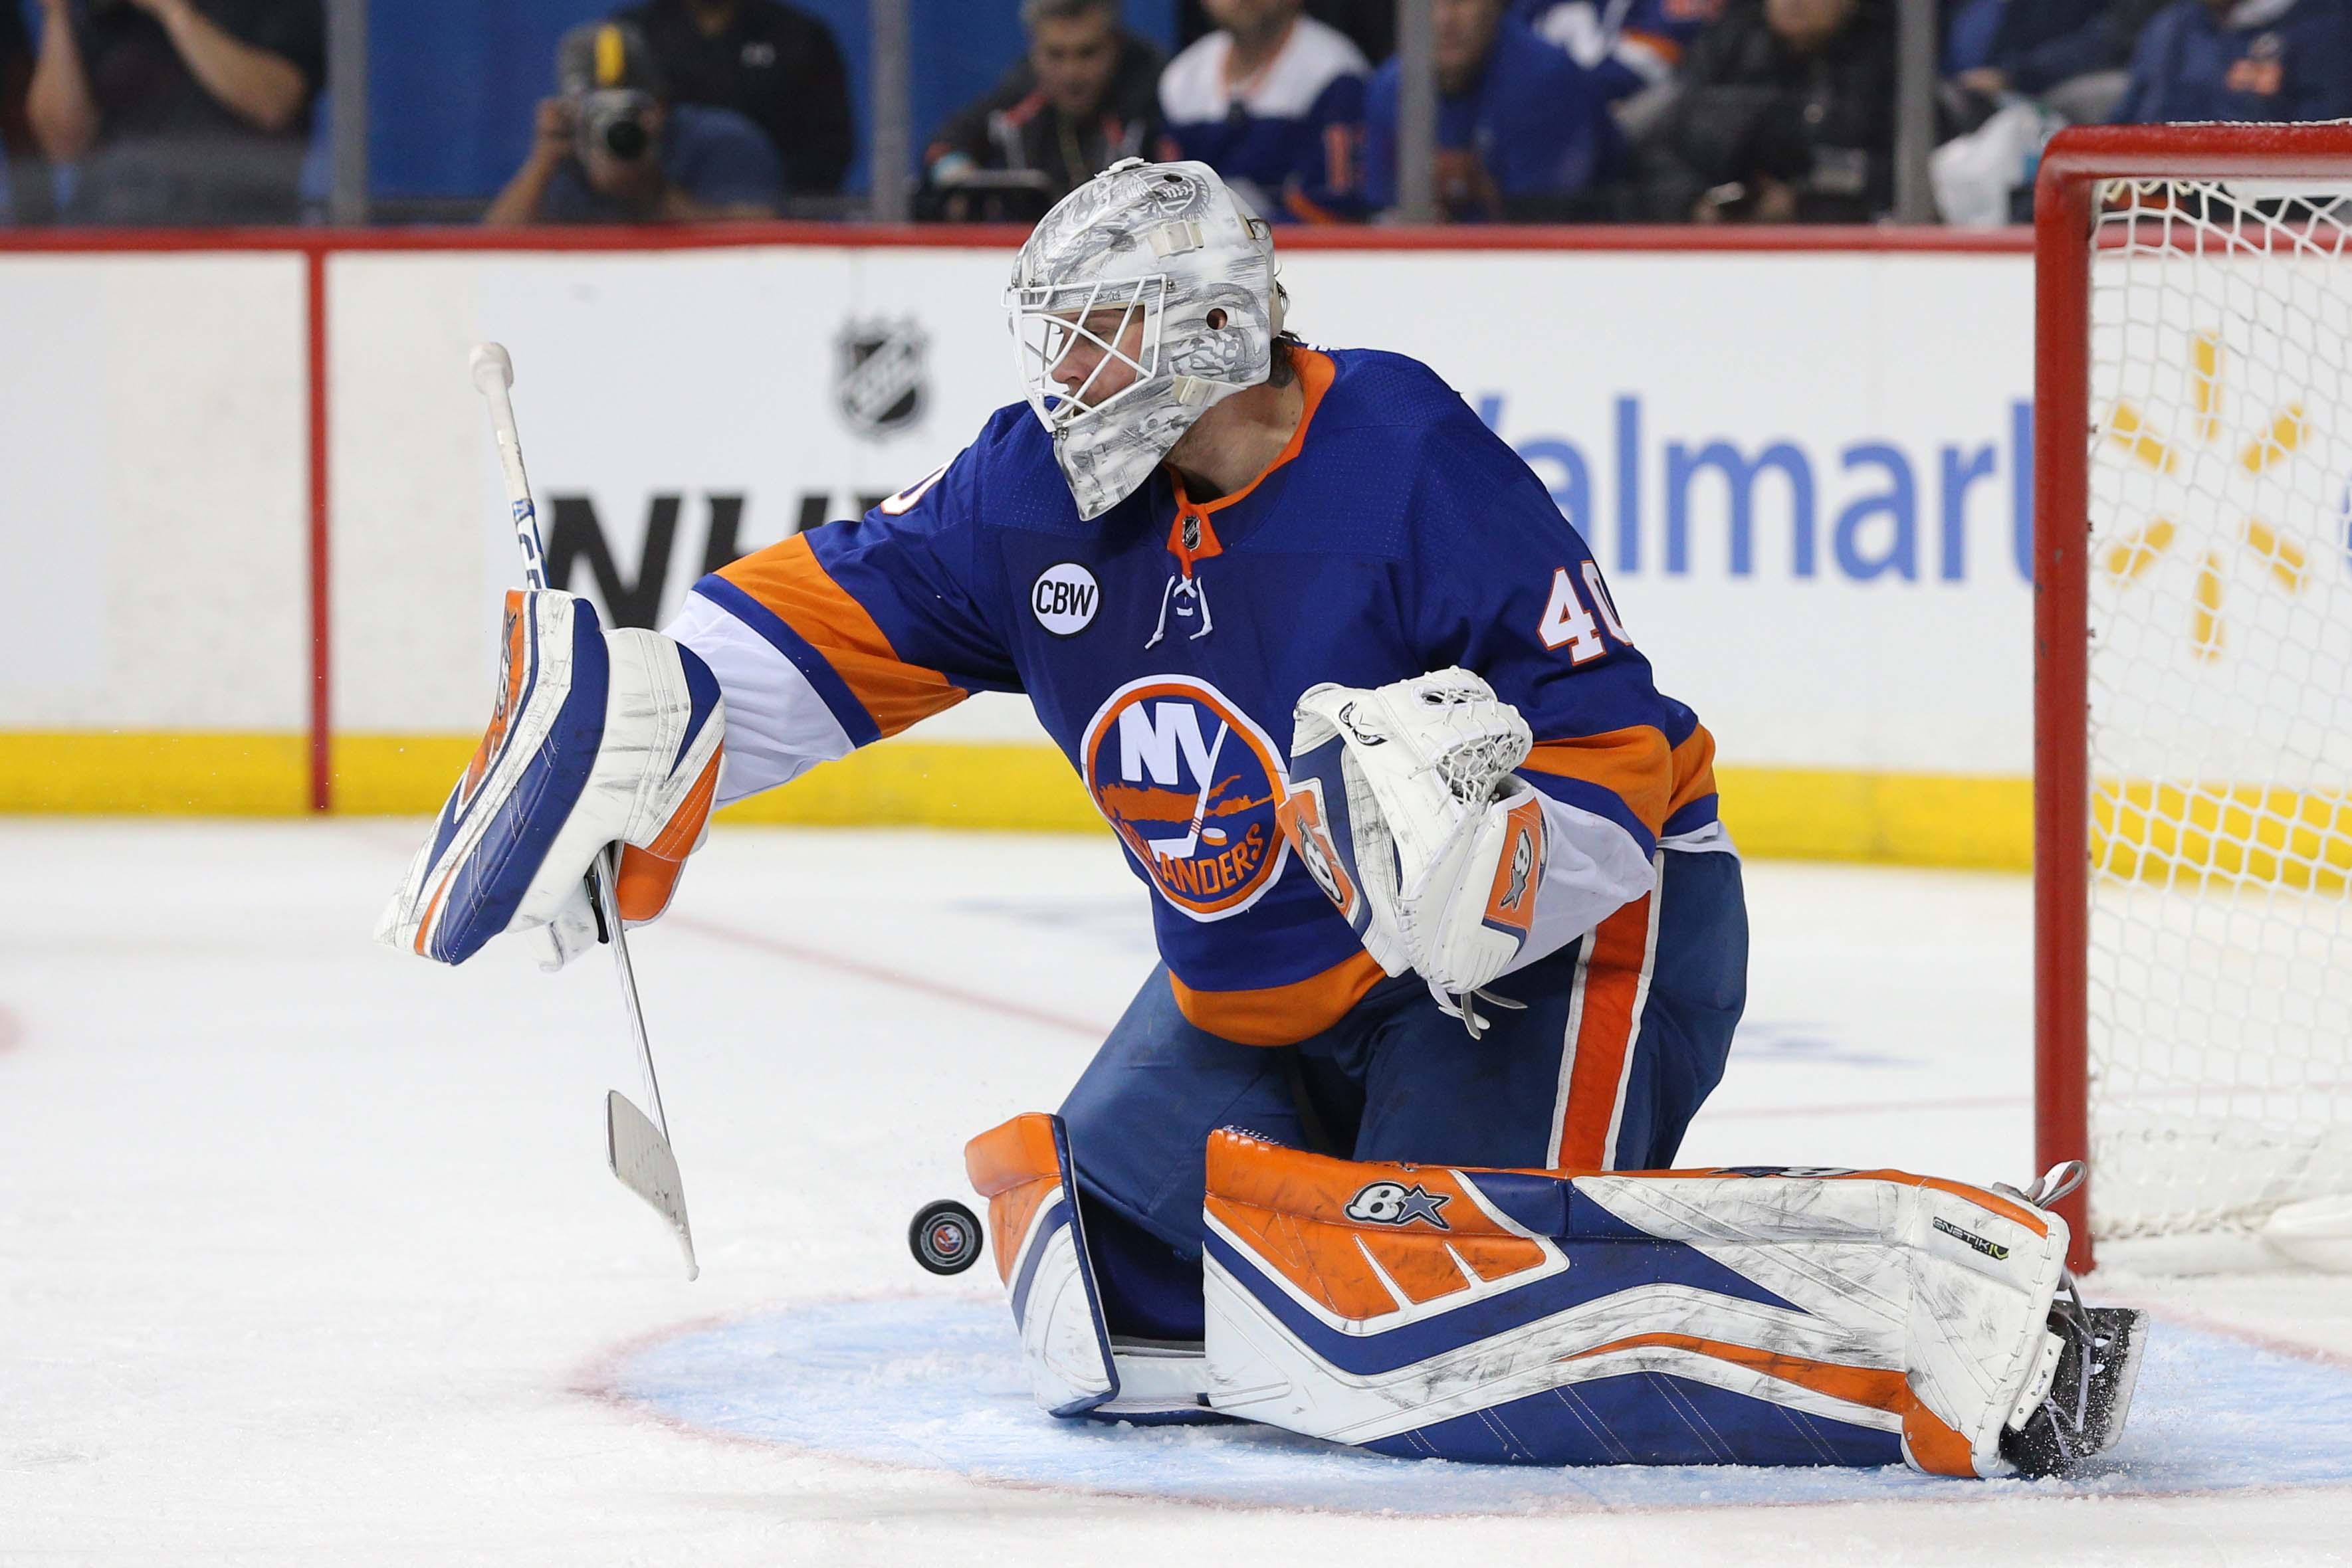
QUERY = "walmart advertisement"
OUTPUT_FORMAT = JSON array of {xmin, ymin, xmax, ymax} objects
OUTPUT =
[{"xmin": 0, "ymin": 240, "xmax": 2044, "ymax": 861}]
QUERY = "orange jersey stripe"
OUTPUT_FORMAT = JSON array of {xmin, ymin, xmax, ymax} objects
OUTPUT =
[
  {"xmin": 1284, "ymin": 186, "xmax": 1345, "ymax": 225},
  {"xmin": 1523, "ymin": 726, "xmax": 1673, "ymax": 836},
  {"xmin": 1620, "ymin": 28, "xmax": 1684, "ymax": 66},
  {"xmin": 1666, "ymin": 723, "xmax": 1719, "ymax": 825},
  {"xmin": 1554, "ymin": 886, "xmax": 1658, "ymax": 1169},
  {"xmin": 1166, "ymin": 949, "xmax": 1386, "ymax": 1046},
  {"xmin": 1522, "ymin": 722, "xmax": 1721, "ymax": 839},
  {"xmin": 717, "ymin": 534, "xmax": 966, "ymax": 740}
]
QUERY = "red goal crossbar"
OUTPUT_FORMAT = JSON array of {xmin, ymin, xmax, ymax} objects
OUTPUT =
[{"xmin": 2032, "ymin": 123, "xmax": 2352, "ymax": 1274}]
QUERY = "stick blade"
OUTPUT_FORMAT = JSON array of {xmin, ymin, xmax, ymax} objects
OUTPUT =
[{"xmin": 607, "ymin": 1090, "xmax": 699, "ymax": 1280}]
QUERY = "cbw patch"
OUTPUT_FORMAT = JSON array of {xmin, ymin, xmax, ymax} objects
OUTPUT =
[{"xmin": 1031, "ymin": 562, "xmax": 1099, "ymax": 636}]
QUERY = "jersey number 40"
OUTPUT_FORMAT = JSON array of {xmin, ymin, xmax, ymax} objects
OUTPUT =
[{"xmin": 1539, "ymin": 561, "xmax": 1633, "ymax": 666}]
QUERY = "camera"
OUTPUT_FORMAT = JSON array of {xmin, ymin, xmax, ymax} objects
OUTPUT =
[{"xmin": 574, "ymin": 89, "xmax": 655, "ymax": 163}]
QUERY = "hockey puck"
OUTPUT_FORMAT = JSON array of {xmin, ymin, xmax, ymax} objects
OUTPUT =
[{"xmin": 909, "ymin": 1199, "xmax": 984, "ymax": 1276}]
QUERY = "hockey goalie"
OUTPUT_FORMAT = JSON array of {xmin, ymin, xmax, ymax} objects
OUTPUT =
[{"xmin": 381, "ymin": 159, "xmax": 2144, "ymax": 1478}]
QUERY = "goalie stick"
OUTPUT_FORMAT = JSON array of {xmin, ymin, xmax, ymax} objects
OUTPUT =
[{"xmin": 470, "ymin": 341, "xmax": 700, "ymax": 1282}]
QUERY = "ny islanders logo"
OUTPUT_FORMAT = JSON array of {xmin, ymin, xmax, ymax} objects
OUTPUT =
[{"xmin": 1081, "ymin": 676, "xmax": 1290, "ymax": 921}]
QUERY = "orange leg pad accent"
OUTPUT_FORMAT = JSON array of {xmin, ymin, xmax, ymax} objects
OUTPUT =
[
  {"xmin": 966, "ymin": 1112, "xmax": 1065, "ymax": 1287},
  {"xmin": 1201, "ymin": 1130, "xmax": 2070, "ymax": 1476},
  {"xmin": 615, "ymin": 749, "xmax": 724, "ymax": 924}
]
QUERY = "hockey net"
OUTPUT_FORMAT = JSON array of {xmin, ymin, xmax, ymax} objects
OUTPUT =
[{"xmin": 2038, "ymin": 126, "xmax": 2352, "ymax": 1271}]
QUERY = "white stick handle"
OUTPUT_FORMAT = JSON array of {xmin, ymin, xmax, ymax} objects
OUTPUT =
[
  {"xmin": 467, "ymin": 341, "xmax": 696, "ymax": 1280},
  {"xmin": 469, "ymin": 343, "xmax": 550, "ymax": 591}
]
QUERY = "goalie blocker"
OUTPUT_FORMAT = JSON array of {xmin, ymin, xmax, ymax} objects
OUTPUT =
[
  {"xmin": 970, "ymin": 1114, "xmax": 2147, "ymax": 1477},
  {"xmin": 375, "ymin": 589, "xmax": 725, "ymax": 969}
]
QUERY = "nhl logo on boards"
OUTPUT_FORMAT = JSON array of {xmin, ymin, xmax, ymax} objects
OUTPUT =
[
  {"xmin": 835, "ymin": 317, "xmax": 928, "ymax": 437},
  {"xmin": 1031, "ymin": 562, "xmax": 1100, "ymax": 637},
  {"xmin": 1345, "ymin": 1181, "xmax": 1452, "ymax": 1230}
]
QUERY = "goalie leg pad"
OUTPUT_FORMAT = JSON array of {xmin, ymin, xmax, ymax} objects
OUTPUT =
[
  {"xmin": 1201, "ymin": 1131, "xmax": 2074, "ymax": 1476},
  {"xmin": 966, "ymin": 1113, "xmax": 1217, "ymax": 1422},
  {"xmin": 375, "ymin": 589, "xmax": 724, "ymax": 966}
]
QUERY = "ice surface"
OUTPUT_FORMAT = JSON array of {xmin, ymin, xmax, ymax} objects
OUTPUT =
[
  {"xmin": 613, "ymin": 1299, "xmax": 2352, "ymax": 1510},
  {"xmin": 5, "ymin": 820, "xmax": 2351, "ymax": 1566}
]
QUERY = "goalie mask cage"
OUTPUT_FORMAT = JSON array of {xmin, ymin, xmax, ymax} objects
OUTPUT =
[{"xmin": 2036, "ymin": 124, "xmax": 2352, "ymax": 1274}]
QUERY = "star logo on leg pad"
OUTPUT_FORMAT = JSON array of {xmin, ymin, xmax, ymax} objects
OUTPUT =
[{"xmin": 1345, "ymin": 1180, "xmax": 1453, "ymax": 1230}]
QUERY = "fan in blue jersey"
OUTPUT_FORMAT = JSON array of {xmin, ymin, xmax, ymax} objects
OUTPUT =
[
  {"xmin": 2112, "ymin": 0, "xmax": 2352, "ymax": 126},
  {"xmin": 383, "ymin": 158, "xmax": 2147, "ymax": 1479},
  {"xmin": 1366, "ymin": 0, "xmax": 1622, "ymax": 220},
  {"xmin": 1519, "ymin": 0, "xmax": 1724, "ymax": 102},
  {"xmin": 1158, "ymin": 0, "xmax": 1370, "ymax": 221}
]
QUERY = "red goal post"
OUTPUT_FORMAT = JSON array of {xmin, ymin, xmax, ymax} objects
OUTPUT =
[{"xmin": 2034, "ymin": 124, "xmax": 2352, "ymax": 1274}]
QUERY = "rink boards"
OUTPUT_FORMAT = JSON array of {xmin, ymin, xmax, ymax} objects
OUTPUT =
[{"xmin": 0, "ymin": 229, "xmax": 2062, "ymax": 865}]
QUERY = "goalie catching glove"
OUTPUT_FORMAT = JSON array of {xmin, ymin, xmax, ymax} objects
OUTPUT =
[
  {"xmin": 375, "ymin": 589, "xmax": 724, "ymax": 969},
  {"xmin": 1277, "ymin": 669, "xmax": 1545, "ymax": 1032}
]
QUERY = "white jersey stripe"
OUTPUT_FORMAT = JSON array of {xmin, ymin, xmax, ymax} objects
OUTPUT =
[
  {"xmin": 664, "ymin": 589, "xmax": 855, "ymax": 805},
  {"xmin": 1601, "ymin": 853, "xmax": 1667, "ymax": 1169}
]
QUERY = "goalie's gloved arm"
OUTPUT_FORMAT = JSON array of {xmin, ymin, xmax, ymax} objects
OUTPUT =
[
  {"xmin": 662, "ymin": 445, "xmax": 1025, "ymax": 803},
  {"xmin": 376, "ymin": 590, "xmax": 725, "ymax": 969}
]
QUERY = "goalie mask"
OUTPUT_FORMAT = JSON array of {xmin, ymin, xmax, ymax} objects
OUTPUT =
[{"xmin": 1007, "ymin": 159, "xmax": 1279, "ymax": 520}]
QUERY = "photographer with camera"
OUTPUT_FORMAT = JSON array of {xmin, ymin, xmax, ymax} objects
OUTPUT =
[
  {"xmin": 484, "ymin": 19, "xmax": 782, "ymax": 227},
  {"xmin": 26, "ymin": 0, "xmax": 322, "ymax": 224}
]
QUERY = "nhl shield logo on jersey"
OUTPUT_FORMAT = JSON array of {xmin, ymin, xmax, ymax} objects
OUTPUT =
[
  {"xmin": 1081, "ymin": 676, "xmax": 1290, "ymax": 921},
  {"xmin": 835, "ymin": 317, "xmax": 928, "ymax": 437}
]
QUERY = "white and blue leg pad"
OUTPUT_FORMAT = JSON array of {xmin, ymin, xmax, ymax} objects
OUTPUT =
[
  {"xmin": 1202, "ymin": 1131, "xmax": 2072, "ymax": 1476},
  {"xmin": 966, "ymin": 1113, "xmax": 1216, "ymax": 1422},
  {"xmin": 376, "ymin": 588, "xmax": 724, "ymax": 967}
]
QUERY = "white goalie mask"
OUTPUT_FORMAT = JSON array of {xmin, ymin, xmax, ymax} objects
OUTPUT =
[{"xmin": 1006, "ymin": 159, "xmax": 1280, "ymax": 520}]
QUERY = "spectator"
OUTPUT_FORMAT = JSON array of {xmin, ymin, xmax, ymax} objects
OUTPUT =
[
  {"xmin": 615, "ymin": 0, "xmax": 852, "ymax": 197},
  {"xmin": 1635, "ymin": 0, "xmax": 1895, "ymax": 223},
  {"xmin": 2112, "ymin": 0, "xmax": 2352, "ymax": 126},
  {"xmin": 1366, "ymin": 0, "xmax": 1620, "ymax": 221},
  {"xmin": 1523, "ymin": 0, "xmax": 1725, "ymax": 103},
  {"xmin": 484, "ymin": 20, "xmax": 782, "ymax": 226},
  {"xmin": 3, "ymin": 1, "xmax": 39, "ymax": 221},
  {"xmin": 1160, "ymin": 0, "xmax": 1369, "ymax": 222},
  {"xmin": 1179, "ymin": 1, "xmax": 1394, "ymax": 62},
  {"xmin": 923, "ymin": 0, "xmax": 1166, "ymax": 223},
  {"xmin": 1945, "ymin": 0, "xmax": 2165, "ymax": 124},
  {"xmin": 1309, "ymin": 0, "xmax": 1396, "ymax": 59},
  {"xmin": 26, "ymin": 0, "xmax": 322, "ymax": 225}
]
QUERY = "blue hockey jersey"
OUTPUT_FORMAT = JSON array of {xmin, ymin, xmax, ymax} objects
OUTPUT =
[
  {"xmin": 667, "ymin": 347, "xmax": 1721, "ymax": 1046},
  {"xmin": 1364, "ymin": 15, "xmax": 1620, "ymax": 217},
  {"xmin": 1520, "ymin": 0, "xmax": 1724, "ymax": 100},
  {"xmin": 1159, "ymin": 15, "xmax": 1369, "ymax": 223},
  {"xmin": 2113, "ymin": 0, "xmax": 2352, "ymax": 126}
]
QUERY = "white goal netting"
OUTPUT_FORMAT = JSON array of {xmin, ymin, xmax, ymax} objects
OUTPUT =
[{"xmin": 2085, "ymin": 176, "xmax": 2352, "ymax": 1249}]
